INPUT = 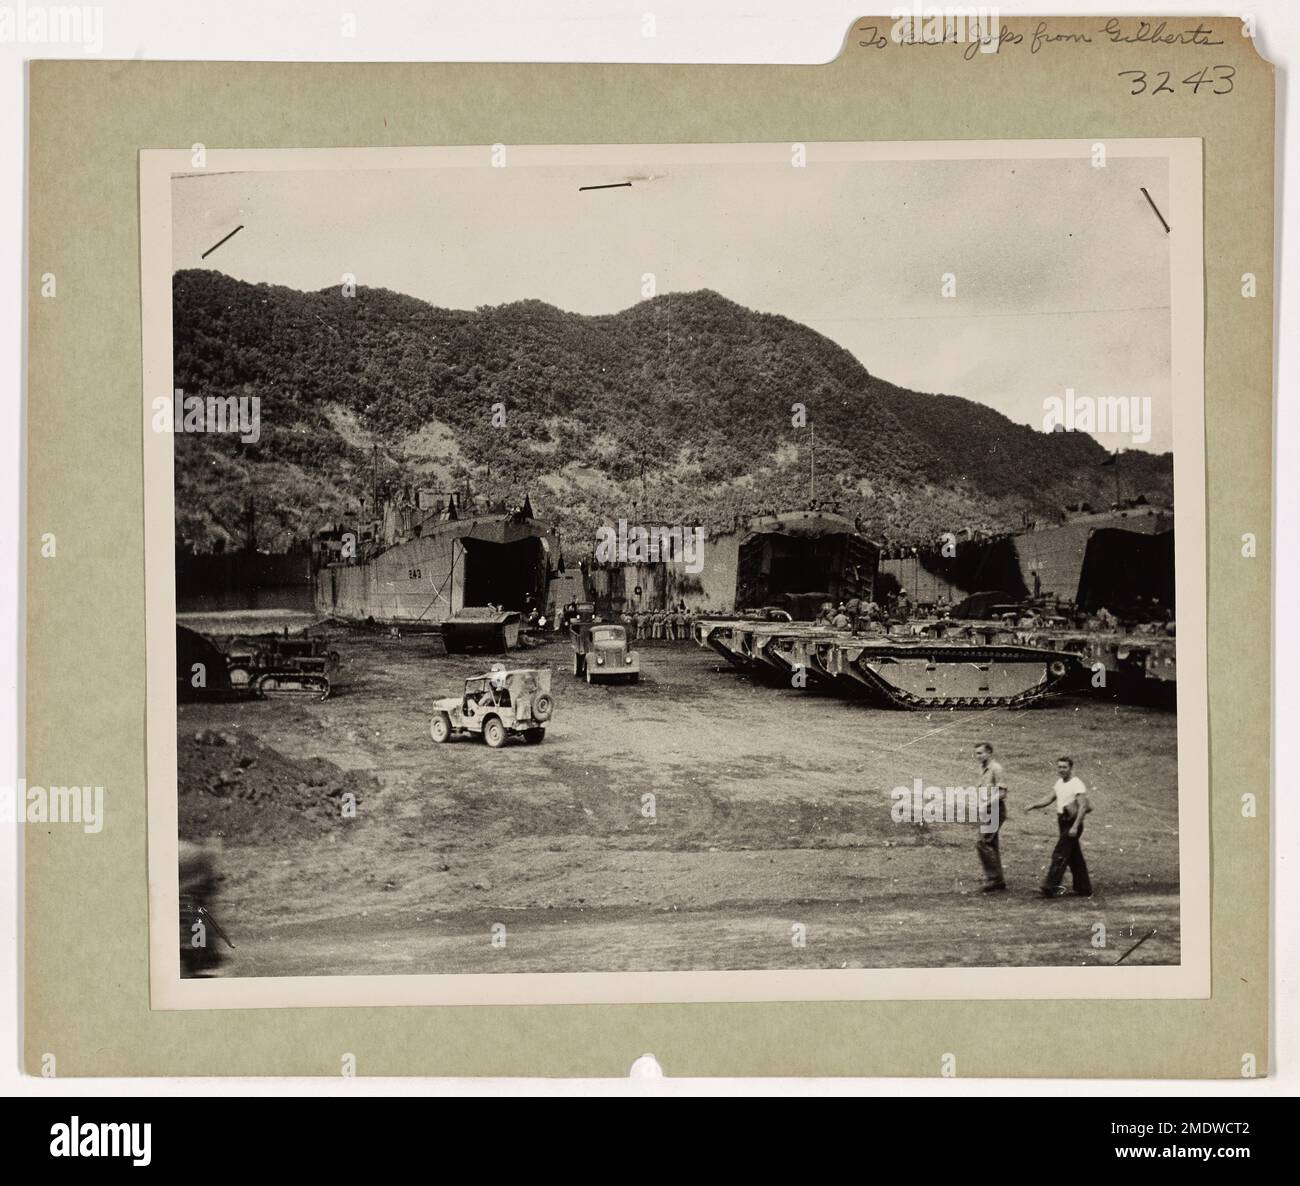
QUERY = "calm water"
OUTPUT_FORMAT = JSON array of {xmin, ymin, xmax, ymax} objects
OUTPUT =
[{"xmin": 176, "ymin": 585, "xmax": 315, "ymax": 615}]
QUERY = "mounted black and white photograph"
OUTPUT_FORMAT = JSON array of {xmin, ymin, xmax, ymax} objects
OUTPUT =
[{"xmin": 140, "ymin": 141, "xmax": 1209, "ymax": 1008}]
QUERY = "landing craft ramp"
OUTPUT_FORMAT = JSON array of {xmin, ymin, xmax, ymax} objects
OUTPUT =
[
  {"xmin": 736, "ymin": 510, "xmax": 878, "ymax": 612},
  {"xmin": 315, "ymin": 507, "xmax": 555, "ymax": 635}
]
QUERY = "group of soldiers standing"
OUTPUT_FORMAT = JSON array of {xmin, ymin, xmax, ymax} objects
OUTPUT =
[
  {"xmin": 554, "ymin": 597, "xmax": 697, "ymax": 641},
  {"xmin": 622, "ymin": 604, "xmax": 696, "ymax": 641}
]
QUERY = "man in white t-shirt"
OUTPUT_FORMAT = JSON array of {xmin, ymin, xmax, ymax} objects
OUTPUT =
[{"xmin": 1024, "ymin": 756, "xmax": 1093, "ymax": 897}]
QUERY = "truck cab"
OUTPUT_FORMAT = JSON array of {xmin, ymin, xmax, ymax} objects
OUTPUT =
[{"xmin": 571, "ymin": 623, "xmax": 640, "ymax": 682}]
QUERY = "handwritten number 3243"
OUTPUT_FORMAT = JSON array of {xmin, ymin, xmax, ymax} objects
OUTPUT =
[{"xmin": 1119, "ymin": 66, "xmax": 1234, "ymax": 95}]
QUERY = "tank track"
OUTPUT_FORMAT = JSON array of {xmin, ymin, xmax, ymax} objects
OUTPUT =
[
  {"xmin": 253, "ymin": 671, "xmax": 332, "ymax": 701},
  {"xmin": 830, "ymin": 643, "xmax": 1076, "ymax": 709},
  {"xmin": 696, "ymin": 620, "xmax": 1078, "ymax": 709}
]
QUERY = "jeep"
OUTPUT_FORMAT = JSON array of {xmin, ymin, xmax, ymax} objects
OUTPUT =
[{"xmin": 429, "ymin": 667, "xmax": 554, "ymax": 747}]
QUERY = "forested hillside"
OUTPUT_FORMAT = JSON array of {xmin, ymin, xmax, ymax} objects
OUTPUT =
[{"xmin": 172, "ymin": 269, "xmax": 1173, "ymax": 553}]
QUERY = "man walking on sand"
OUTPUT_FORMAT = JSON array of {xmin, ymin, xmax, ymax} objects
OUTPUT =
[
  {"xmin": 974, "ymin": 742, "xmax": 1008, "ymax": 892},
  {"xmin": 1024, "ymin": 756, "xmax": 1094, "ymax": 898}
]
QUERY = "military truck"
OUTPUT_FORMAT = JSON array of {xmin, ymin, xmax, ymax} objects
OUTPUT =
[
  {"xmin": 429, "ymin": 667, "xmax": 554, "ymax": 747},
  {"xmin": 572, "ymin": 622, "xmax": 640, "ymax": 683}
]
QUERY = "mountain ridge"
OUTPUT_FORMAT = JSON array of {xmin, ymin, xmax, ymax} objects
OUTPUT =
[{"xmin": 171, "ymin": 269, "xmax": 1173, "ymax": 553}]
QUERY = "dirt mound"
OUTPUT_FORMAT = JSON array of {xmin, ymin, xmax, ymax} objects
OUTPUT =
[{"xmin": 178, "ymin": 727, "xmax": 379, "ymax": 844}]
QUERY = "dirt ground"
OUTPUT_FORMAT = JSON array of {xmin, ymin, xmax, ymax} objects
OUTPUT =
[{"xmin": 177, "ymin": 630, "xmax": 1181, "ymax": 976}]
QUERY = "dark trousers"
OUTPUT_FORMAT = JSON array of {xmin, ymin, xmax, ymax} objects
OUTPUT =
[
  {"xmin": 1043, "ymin": 811, "xmax": 1092, "ymax": 895},
  {"xmin": 975, "ymin": 793, "xmax": 1006, "ymax": 888}
]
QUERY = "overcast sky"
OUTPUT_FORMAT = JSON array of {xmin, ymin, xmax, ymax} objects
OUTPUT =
[{"xmin": 173, "ymin": 154, "xmax": 1172, "ymax": 452}]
